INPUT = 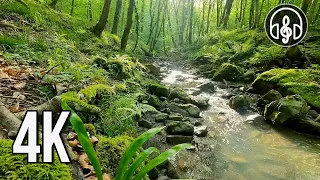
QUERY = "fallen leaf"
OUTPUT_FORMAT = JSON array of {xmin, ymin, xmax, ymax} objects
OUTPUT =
[
  {"xmin": 8, "ymin": 102, "xmax": 21, "ymax": 113},
  {"xmin": 0, "ymin": 72, "xmax": 10, "ymax": 79}
]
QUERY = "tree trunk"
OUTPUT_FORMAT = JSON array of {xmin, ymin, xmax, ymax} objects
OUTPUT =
[
  {"xmin": 252, "ymin": 0, "xmax": 259, "ymax": 28},
  {"xmin": 188, "ymin": 0, "xmax": 194, "ymax": 43},
  {"xmin": 166, "ymin": 2, "xmax": 177, "ymax": 48},
  {"xmin": 223, "ymin": 0, "xmax": 235, "ymax": 28},
  {"xmin": 70, "ymin": 0, "xmax": 75, "ymax": 16},
  {"xmin": 111, "ymin": 0, "xmax": 122, "ymax": 34},
  {"xmin": 206, "ymin": 0, "xmax": 213, "ymax": 33},
  {"xmin": 92, "ymin": 0, "xmax": 112, "ymax": 37},
  {"xmin": 120, "ymin": 0, "xmax": 135, "ymax": 50},
  {"xmin": 249, "ymin": 0, "xmax": 254, "ymax": 28},
  {"xmin": 179, "ymin": 1, "xmax": 187, "ymax": 44}
]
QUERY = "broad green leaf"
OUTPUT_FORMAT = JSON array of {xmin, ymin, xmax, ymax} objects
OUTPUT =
[
  {"xmin": 115, "ymin": 126, "xmax": 165, "ymax": 180},
  {"xmin": 132, "ymin": 144, "xmax": 192, "ymax": 180},
  {"xmin": 124, "ymin": 147, "xmax": 160, "ymax": 180},
  {"xmin": 61, "ymin": 101, "xmax": 103, "ymax": 180}
]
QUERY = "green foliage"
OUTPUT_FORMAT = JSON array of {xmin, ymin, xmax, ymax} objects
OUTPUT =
[
  {"xmin": 96, "ymin": 135, "xmax": 133, "ymax": 177},
  {"xmin": 0, "ymin": 34, "xmax": 26, "ymax": 49},
  {"xmin": 84, "ymin": 123, "xmax": 97, "ymax": 136},
  {"xmin": 98, "ymin": 93, "xmax": 157, "ymax": 137},
  {"xmin": 115, "ymin": 127, "xmax": 192, "ymax": 180},
  {"xmin": 0, "ymin": 139, "xmax": 72, "ymax": 180},
  {"xmin": 254, "ymin": 68, "xmax": 320, "ymax": 109},
  {"xmin": 61, "ymin": 100, "xmax": 103, "ymax": 180},
  {"xmin": 80, "ymin": 84, "xmax": 115, "ymax": 102}
]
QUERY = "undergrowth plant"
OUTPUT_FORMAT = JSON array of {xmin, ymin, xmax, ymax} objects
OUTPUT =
[{"xmin": 115, "ymin": 127, "xmax": 192, "ymax": 180}]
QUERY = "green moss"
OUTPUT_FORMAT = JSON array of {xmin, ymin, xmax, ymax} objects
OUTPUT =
[
  {"xmin": 84, "ymin": 123, "xmax": 96, "ymax": 136},
  {"xmin": 96, "ymin": 136, "xmax": 133, "ymax": 177},
  {"xmin": 61, "ymin": 91, "xmax": 100, "ymax": 115},
  {"xmin": 253, "ymin": 68, "xmax": 320, "ymax": 109},
  {"xmin": 213, "ymin": 63, "xmax": 244, "ymax": 81},
  {"xmin": 80, "ymin": 84, "xmax": 115, "ymax": 102},
  {"xmin": 0, "ymin": 139, "xmax": 72, "ymax": 180}
]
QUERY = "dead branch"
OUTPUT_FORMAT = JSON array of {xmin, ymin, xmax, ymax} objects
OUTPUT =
[{"xmin": 0, "ymin": 101, "xmax": 21, "ymax": 139}]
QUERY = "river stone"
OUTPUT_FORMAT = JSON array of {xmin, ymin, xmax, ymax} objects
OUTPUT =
[
  {"xmin": 189, "ymin": 117, "xmax": 205, "ymax": 126},
  {"xmin": 194, "ymin": 125, "xmax": 208, "ymax": 137},
  {"xmin": 213, "ymin": 63, "xmax": 243, "ymax": 81},
  {"xmin": 168, "ymin": 103, "xmax": 201, "ymax": 117},
  {"xmin": 264, "ymin": 95, "xmax": 310, "ymax": 126},
  {"xmin": 169, "ymin": 114, "xmax": 183, "ymax": 121},
  {"xmin": 148, "ymin": 83, "xmax": 170, "ymax": 98},
  {"xmin": 138, "ymin": 119, "xmax": 153, "ymax": 129},
  {"xmin": 145, "ymin": 63, "xmax": 161, "ymax": 75},
  {"xmin": 155, "ymin": 113, "xmax": 169, "ymax": 122},
  {"xmin": 168, "ymin": 87, "xmax": 191, "ymax": 103},
  {"xmin": 257, "ymin": 89, "xmax": 282, "ymax": 108},
  {"xmin": 166, "ymin": 135, "xmax": 194, "ymax": 144},
  {"xmin": 195, "ymin": 82, "xmax": 215, "ymax": 92},
  {"xmin": 166, "ymin": 121, "xmax": 194, "ymax": 136},
  {"xmin": 229, "ymin": 95, "xmax": 250, "ymax": 112},
  {"xmin": 309, "ymin": 110, "xmax": 319, "ymax": 119},
  {"xmin": 148, "ymin": 94, "xmax": 162, "ymax": 108},
  {"xmin": 190, "ymin": 96, "xmax": 209, "ymax": 109}
]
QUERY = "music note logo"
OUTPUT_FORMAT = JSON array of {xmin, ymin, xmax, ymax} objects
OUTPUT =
[{"xmin": 265, "ymin": 4, "xmax": 308, "ymax": 47}]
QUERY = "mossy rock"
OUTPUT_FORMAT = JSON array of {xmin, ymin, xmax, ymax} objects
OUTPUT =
[
  {"xmin": 252, "ymin": 68, "xmax": 320, "ymax": 110},
  {"xmin": 0, "ymin": 139, "xmax": 72, "ymax": 180},
  {"xmin": 147, "ymin": 83, "xmax": 169, "ymax": 97},
  {"xmin": 243, "ymin": 70, "xmax": 257, "ymax": 82},
  {"xmin": 264, "ymin": 95, "xmax": 310, "ymax": 126},
  {"xmin": 94, "ymin": 57, "xmax": 130, "ymax": 79},
  {"xmin": 213, "ymin": 63, "xmax": 244, "ymax": 81},
  {"xmin": 96, "ymin": 136, "xmax": 133, "ymax": 177},
  {"xmin": 168, "ymin": 87, "xmax": 190, "ymax": 103}
]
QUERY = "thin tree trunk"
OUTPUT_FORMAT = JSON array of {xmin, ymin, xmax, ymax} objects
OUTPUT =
[
  {"xmin": 133, "ymin": 5, "xmax": 139, "ymax": 52},
  {"xmin": 111, "ymin": 0, "xmax": 122, "ymax": 34},
  {"xmin": 189, "ymin": 0, "xmax": 194, "ymax": 43},
  {"xmin": 252, "ymin": 0, "xmax": 259, "ymax": 28},
  {"xmin": 70, "ymin": 0, "xmax": 75, "ymax": 16},
  {"xmin": 166, "ymin": 2, "xmax": 177, "ymax": 48},
  {"xmin": 147, "ymin": 0, "xmax": 155, "ymax": 45},
  {"xmin": 249, "ymin": 0, "xmax": 254, "ymax": 28},
  {"xmin": 179, "ymin": 1, "xmax": 187, "ymax": 45},
  {"xmin": 241, "ymin": 0, "xmax": 247, "ymax": 26},
  {"xmin": 120, "ymin": 0, "xmax": 135, "ymax": 50},
  {"xmin": 92, "ymin": 0, "xmax": 112, "ymax": 37},
  {"xmin": 140, "ymin": 0, "xmax": 145, "ymax": 33},
  {"xmin": 206, "ymin": 0, "xmax": 213, "ymax": 33},
  {"xmin": 257, "ymin": 0, "xmax": 266, "ymax": 27}
]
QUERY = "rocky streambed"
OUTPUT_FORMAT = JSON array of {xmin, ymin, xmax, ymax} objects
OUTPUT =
[{"xmin": 142, "ymin": 62, "xmax": 320, "ymax": 180}]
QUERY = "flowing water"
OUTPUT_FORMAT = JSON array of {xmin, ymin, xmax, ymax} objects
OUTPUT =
[{"xmin": 160, "ymin": 64, "xmax": 320, "ymax": 180}]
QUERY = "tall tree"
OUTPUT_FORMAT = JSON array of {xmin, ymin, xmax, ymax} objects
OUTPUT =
[
  {"xmin": 70, "ymin": 0, "xmax": 75, "ymax": 16},
  {"xmin": 223, "ymin": 0, "xmax": 235, "ymax": 28},
  {"xmin": 206, "ymin": 0, "xmax": 213, "ymax": 33},
  {"xmin": 111, "ymin": 0, "xmax": 123, "ymax": 34},
  {"xmin": 189, "ymin": 0, "xmax": 195, "ymax": 43},
  {"xmin": 179, "ymin": 1, "xmax": 187, "ymax": 44},
  {"xmin": 121, "ymin": 0, "xmax": 135, "ymax": 50},
  {"xmin": 92, "ymin": 0, "xmax": 112, "ymax": 37}
]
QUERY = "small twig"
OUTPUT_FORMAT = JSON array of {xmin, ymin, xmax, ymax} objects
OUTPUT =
[{"xmin": 41, "ymin": 64, "xmax": 62, "ymax": 80}]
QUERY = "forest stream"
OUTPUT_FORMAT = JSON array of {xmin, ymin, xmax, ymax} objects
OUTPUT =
[{"xmin": 159, "ymin": 62, "xmax": 320, "ymax": 180}]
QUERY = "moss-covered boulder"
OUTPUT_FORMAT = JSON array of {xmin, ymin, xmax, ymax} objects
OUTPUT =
[
  {"xmin": 0, "ymin": 139, "xmax": 72, "ymax": 179},
  {"xmin": 96, "ymin": 136, "xmax": 133, "ymax": 177},
  {"xmin": 257, "ymin": 89, "xmax": 283, "ymax": 108},
  {"xmin": 252, "ymin": 68, "xmax": 320, "ymax": 110},
  {"xmin": 229, "ymin": 95, "xmax": 250, "ymax": 112},
  {"xmin": 148, "ymin": 83, "xmax": 170, "ymax": 98},
  {"xmin": 213, "ymin": 63, "xmax": 243, "ymax": 81},
  {"xmin": 168, "ymin": 87, "xmax": 191, "ymax": 103},
  {"xmin": 264, "ymin": 95, "xmax": 310, "ymax": 126}
]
